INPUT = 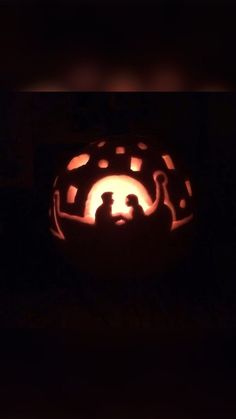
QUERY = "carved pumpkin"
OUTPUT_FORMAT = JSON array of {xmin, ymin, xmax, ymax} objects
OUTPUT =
[{"xmin": 50, "ymin": 137, "xmax": 194, "ymax": 278}]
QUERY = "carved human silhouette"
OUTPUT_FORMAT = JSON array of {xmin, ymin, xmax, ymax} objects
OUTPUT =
[
  {"xmin": 95, "ymin": 192, "xmax": 117, "ymax": 226},
  {"xmin": 126, "ymin": 194, "xmax": 145, "ymax": 221}
]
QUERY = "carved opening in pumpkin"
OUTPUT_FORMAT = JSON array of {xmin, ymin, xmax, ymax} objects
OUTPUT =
[
  {"xmin": 185, "ymin": 180, "xmax": 193, "ymax": 196},
  {"xmin": 50, "ymin": 142, "xmax": 194, "ymax": 243},
  {"xmin": 162, "ymin": 154, "xmax": 175, "ymax": 170},
  {"xmin": 67, "ymin": 154, "xmax": 90, "ymax": 171},
  {"xmin": 116, "ymin": 219, "xmax": 126, "ymax": 226},
  {"xmin": 98, "ymin": 159, "xmax": 109, "ymax": 168},
  {"xmin": 137, "ymin": 142, "xmax": 148, "ymax": 150},
  {"xmin": 84, "ymin": 175, "xmax": 155, "ymax": 221},
  {"xmin": 130, "ymin": 157, "xmax": 142, "ymax": 171},
  {"xmin": 97, "ymin": 141, "xmax": 106, "ymax": 147},
  {"xmin": 116, "ymin": 146, "xmax": 125, "ymax": 154},
  {"xmin": 67, "ymin": 185, "xmax": 78, "ymax": 203},
  {"xmin": 179, "ymin": 198, "xmax": 186, "ymax": 209}
]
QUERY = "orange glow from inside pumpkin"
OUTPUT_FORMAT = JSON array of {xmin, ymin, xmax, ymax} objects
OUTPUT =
[
  {"xmin": 97, "ymin": 141, "xmax": 106, "ymax": 147},
  {"xmin": 185, "ymin": 180, "xmax": 193, "ymax": 197},
  {"xmin": 116, "ymin": 219, "xmax": 126, "ymax": 226},
  {"xmin": 180, "ymin": 199, "xmax": 186, "ymax": 209},
  {"xmin": 98, "ymin": 159, "xmax": 109, "ymax": 168},
  {"xmin": 162, "ymin": 154, "xmax": 175, "ymax": 170},
  {"xmin": 116, "ymin": 146, "xmax": 125, "ymax": 154},
  {"xmin": 137, "ymin": 142, "xmax": 148, "ymax": 150},
  {"xmin": 172, "ymin": 214, "xmax": 193, "ymax": 230},
  {"xmin": 67, "ymin": 154, "xmax": 90, "ymax": 171},
  {"xmin": 67, "ymin": 185, "xmax": 78, "ymax": 203},
  {"xmin": 130, "ymin": 157, "xmax": 142, "ymax": 171},
  {"xmin": 84, "ymin": 175, "xmax": 154, "ymax": 221}
]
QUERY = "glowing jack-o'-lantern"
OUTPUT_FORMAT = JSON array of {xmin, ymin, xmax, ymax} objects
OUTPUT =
[{"xmin": 50, "ymin": 138, "xmax": 194, "ymax": 278}]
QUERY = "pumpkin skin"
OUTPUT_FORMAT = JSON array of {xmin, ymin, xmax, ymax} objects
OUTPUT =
[{"xmin": 50, "ymin": 137, "xmax": 194, "ymax": 278}]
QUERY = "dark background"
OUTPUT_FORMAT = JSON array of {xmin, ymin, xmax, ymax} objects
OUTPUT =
[
  {"xmin": 1, "ymin": 2, "xmax": 236, "ymax": 90},
  {"xmin": 0, "ymin": 93, "xmax": 236, "ymax": 417}
]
